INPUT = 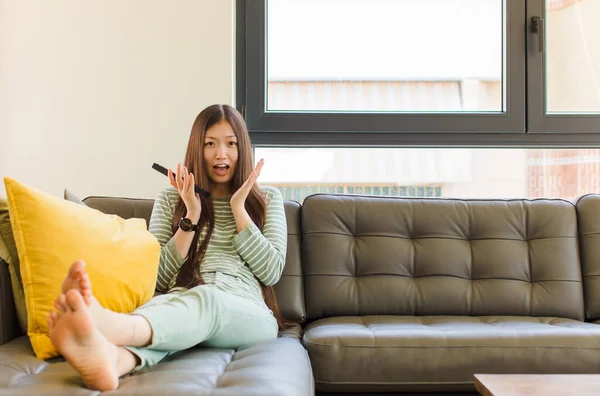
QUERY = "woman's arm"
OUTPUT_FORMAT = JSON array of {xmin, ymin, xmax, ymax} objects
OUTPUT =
[
  {"xmin": 231, "ymin": 187, "xmax": 287, "ymax": 286},
  {"xmin": 149, "ymin": 189, "xmax": 196, "ymax": 292}
]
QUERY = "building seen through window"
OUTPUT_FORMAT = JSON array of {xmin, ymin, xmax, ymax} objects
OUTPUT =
[{"xmin": 257, "ymin": 0, "xmax": 600, "ymax": 202}]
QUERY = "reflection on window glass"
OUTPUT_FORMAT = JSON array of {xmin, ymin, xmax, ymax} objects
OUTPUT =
[
  {"xmin": 255, "ymin": 148, "xmax": 600, "ymax": 202},
  {"xmin": 546, "ymin": 0, "xmax": 600, "ymax": 113},
  {"xmin": 267, "ymin": 0, "xmax": 505, "ymax": 113}
]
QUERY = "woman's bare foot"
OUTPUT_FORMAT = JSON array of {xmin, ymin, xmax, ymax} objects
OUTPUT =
[
  {"xmin": 54, "ymin": 269, "xmax": 152, "ymax": 347},
  {"xmin": 58, "ymin": 262, "xmax": 115, "ymax": 340},
  {"xmin": 57, "ymin": 261, "xmax": 151, "ymax": 347},
  {"xmin": 61, "ymin": 260, "xmax": 92, "ymax": 305},
  {"xmin": 48, "ymin": 289, "xmax": 119, "ymax": 391}
]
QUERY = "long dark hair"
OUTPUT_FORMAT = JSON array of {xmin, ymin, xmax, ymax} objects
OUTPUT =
[{"xmin": 171, "ymin": 104, "xmax": 290, "ymax": 330}]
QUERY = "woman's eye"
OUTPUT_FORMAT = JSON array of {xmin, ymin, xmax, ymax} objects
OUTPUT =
[
  {"xmin": 205, "ymin": 142, "xmax": 214, "ymax": 146},
  {"xmin": 228, "ymin": 141, "xmax": 238, "ymax": 146}
]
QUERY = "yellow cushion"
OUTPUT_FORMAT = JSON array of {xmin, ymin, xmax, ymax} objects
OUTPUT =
[{"xmin": 4, "ymin": 177, "xmax": 160, "ymax": 360}]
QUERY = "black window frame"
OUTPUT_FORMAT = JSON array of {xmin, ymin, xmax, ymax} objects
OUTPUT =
[{"xmin": 237, "ymin": 0, "xmax": 600, "ymax": 147}]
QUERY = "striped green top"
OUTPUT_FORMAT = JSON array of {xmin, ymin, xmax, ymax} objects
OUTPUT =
[{"xmin": 148, "ymin": 185, "xmax": 287, "ymax": 305}]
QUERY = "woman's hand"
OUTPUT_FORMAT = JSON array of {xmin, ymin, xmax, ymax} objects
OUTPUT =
[
  {"xmin": 230, "ymin": 159, "xmax": 264, "ymax": 213},
  {"xmin": 168, "ymin": 163, "xmax": 201, "ymax": 223}
]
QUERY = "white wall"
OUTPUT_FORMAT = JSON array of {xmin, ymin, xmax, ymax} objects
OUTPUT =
[{"xmin": 0, "ymin": 0, "xmax": 235, "ymax": 199}]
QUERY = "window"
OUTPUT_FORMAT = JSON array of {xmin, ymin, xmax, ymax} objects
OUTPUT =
[
  {"xmin": 528, "ymin": 0, "xmax": 600, "ymax": 132},
  {"xmin": 266, "ymin": 1, "xmax": 506, "ymax": 114},
  {"xmin": 255, "ymin": 147, "xmax": 600, "ymax": 202},
  {"xmin": 238, "ymin": 0, "xmax": 600, "ymax": 146}
]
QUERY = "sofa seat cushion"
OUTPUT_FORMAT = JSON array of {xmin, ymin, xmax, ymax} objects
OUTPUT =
[
  {"xmin": 304, "ymin": 315, "xmax": 600, "ymax": 393},
  {"xmin": 0, "ymin": 336, "xmax": 314, "ymax": 395}
]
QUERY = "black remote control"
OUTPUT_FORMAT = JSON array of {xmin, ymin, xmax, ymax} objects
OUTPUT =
[{"xmin": 152, "ymin": 163, "xmax": 211, "ymax": 198}]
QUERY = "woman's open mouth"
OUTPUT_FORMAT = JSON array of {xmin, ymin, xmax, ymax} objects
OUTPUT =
[{"xmin": 213, "ymin": 164, "xmax": 230, "ymax": 176}]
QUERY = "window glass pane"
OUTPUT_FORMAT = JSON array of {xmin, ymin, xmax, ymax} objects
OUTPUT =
[
  {"xmin": 546, "ymin": 0, "xmax": 600, "ymax": 113},
  {"xmin": 255, "ymin": 148, "xmax": 600, "ymax": 202},
  {"xmin": 267, "ymin": 0, "xmax": 506, "ymax": 113}
]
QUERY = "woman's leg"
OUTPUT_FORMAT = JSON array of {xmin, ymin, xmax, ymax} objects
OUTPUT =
[
  {"xmin": 121, "ymin": 347, "xmax": 173, "ymax": 372},
  {"xmin": 57, "ymin": 261, "xmax": 276, "ymax": 373},
  {"xmin": 199, "ymin": 289, "xmax": 278, "ymax": 349},
  {"xmin": 114, "ymin": 286, "xmax": 226, "ymax": 371},
  {"xmin": 138, "ymin": 283, "xmax": 278, "ymax": 351},
  {"xmin": 132, "ymin": 285, "xmax": 224, "ymax": 351},
  {"xmin": 121, "ymin": 286, "xmax": 278, "ymax": 372}
]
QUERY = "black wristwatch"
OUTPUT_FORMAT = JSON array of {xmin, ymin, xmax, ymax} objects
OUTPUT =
[{"xmin": 178, "ymin": 217, "xmax": 199, "ymax": 232}]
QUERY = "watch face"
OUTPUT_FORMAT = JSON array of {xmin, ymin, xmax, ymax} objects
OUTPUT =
[{"xmin": 179, "ymin": 217, "xmax": 193, "ymax": 231}]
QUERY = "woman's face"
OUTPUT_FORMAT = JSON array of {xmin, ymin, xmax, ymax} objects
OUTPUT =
[{"xmin": 203, "ymin": 120, "xmax": 239, "ymax": 197}]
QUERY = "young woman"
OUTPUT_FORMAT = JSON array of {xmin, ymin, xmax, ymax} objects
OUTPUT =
[{"xmin": 47, "ymin": 104, "xmax": 288, "ymax": 391}]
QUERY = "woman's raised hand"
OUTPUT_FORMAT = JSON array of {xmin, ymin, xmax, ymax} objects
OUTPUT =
[
  {"xmin": 168, "ymin": 163, "xmax": 201, "ymax": 222},
  {"xmin": 230, "ymin": 158, "xmax": 264, "ymax": 212}
]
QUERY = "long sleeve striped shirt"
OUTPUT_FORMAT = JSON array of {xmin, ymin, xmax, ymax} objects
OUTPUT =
[{"xmin": 148, "ymin": 185, "xmax": 287, "ymax": 305}]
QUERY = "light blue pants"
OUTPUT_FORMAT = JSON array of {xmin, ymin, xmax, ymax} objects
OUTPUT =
[{"xmin": 124, "ymin": 284, "xmax": 278, "ymax": 371}]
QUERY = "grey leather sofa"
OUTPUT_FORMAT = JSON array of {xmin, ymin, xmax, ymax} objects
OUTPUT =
[{"xmin": 1, "ymin": 192, "xmax": 600, "ymax": 395}]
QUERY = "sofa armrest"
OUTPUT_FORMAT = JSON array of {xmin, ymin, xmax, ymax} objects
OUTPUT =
[{"xmin": 0, "ymin": 258, "xmax": 19, "ymax": 345}]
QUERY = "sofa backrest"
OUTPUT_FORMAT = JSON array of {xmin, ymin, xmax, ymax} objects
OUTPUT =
[
  {"xmin": 301, "ymin": 194, "xmax": 584, "ymax": 321},
  {"xmin": 575, "ymin": 194, "xmax": 600, "ymax": 321},
  {"xmin": 82, "ymin": 196, "xmax": 307, "ymax": 323},
  {"xmin": 83, "ymin": 196, "xmax": 155, "ymax": 222}
]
